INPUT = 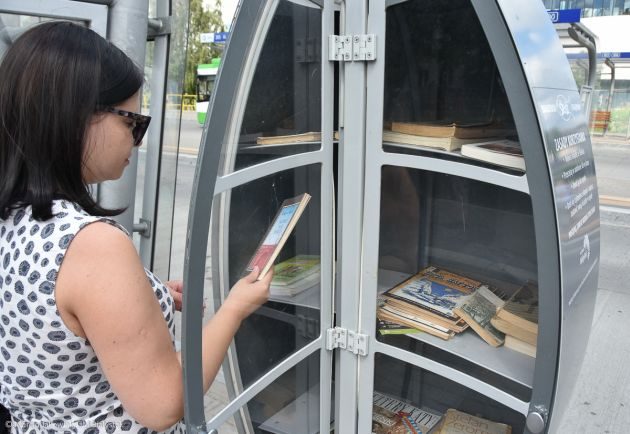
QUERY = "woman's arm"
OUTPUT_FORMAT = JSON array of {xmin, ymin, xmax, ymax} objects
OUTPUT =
[{"xmin": 56, "ymin": 222, "xmax": 270, "ymax": 431}]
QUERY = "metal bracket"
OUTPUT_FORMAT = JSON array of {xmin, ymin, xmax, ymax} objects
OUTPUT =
[
  {"xmin": 133, "ymin": 218, "xmax": 152, "ymax": 238},
  {"xmin": 352, "ymin": 34, "xmax": 376, "ymax": 61},
  {"xmin": 326, "ymin": 327, "xmax": 369, "ymax": 356},
  {"xmin": 329, "ymin": 34, "xmax": 376, "ymax": 62},
  {"xmin": 328, "ymin": 35, "xmax": 353, "ymax": 61},
  {"xmin": 147, "ymin": 16, "xmax": 172, "ymax": 39}
]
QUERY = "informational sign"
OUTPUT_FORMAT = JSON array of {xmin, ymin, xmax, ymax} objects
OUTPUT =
[
  {"xmin": 534, "ymin": 88, "xmax": 600, "ymax": 311},
  {"xmin": 199, "ymin": 32, "xmax": 229, "ymax": 44},
  {"xmin": 547, "ymin": 8, "xmax": 581, "ymax": 24}
]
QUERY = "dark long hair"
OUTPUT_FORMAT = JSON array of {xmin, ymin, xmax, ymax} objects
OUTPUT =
[{"xmin": 0, "ymin": 21, "xmax": 144, "ymax": 221}]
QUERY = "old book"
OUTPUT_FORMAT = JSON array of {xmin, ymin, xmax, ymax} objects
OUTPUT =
[
  {"xmin": 373, "ymin": 391, "xmax": 442, "ymax": 434},
  {"xmin": 435, "ymin": 408, "xmax": 512, "ymax": 434},
  {"xmin": 490, "ymin": 282, "xmax": 538, "ymax": 345},
  {"xmin": 460, "ymin": 140, "xmax": 525, "ymax": 171},
  {"xmin": 256, "ymin": 131, "xmax": 340, "ymax": 145},
  {"xmin": 383, "ymin": 130, "xmax": 485, "ymax": 152},
  {"xmin": 382, "ymin": 266, "xmax": 482, "ymax": 321},
  {"xmin": 504, "ymin": 335, "xmax": 537, "ymax": 358},
  {"xmin": 270, "ymin": 271, "xmax": 320, "ymax": 297},
  {"xmin": 391, "ymin": 121, "xmax": 516, "ymax": 139},
  {"xmin": 453, "ymin": 286, "xmax": 507, "ymax": 347},
  {"xmin": 378, "ymin": 306, "xmax": 455, "ymax": 340},
  {"xmin": 381, "ymin": 297, "xmax": 469, "ymax": 333},
  {"xmin": 376, "ymin": 316, "xmax": 422, "ymax": 336},
  {"xmin": 244, "ymin": 193, "xmax": 311, "ymax": 280},
  {"xmin": 271, "ymin": 255, "xmax": 320, "ymax": 286}
]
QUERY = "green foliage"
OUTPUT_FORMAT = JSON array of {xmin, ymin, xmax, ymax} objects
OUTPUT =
[
  {"xmin": 608, "ymin": 106, "xmax": 630, "ymax": 134},
  {"xmin": 185, "ymin": 0, "xmax": 224, "ymax": 95}
]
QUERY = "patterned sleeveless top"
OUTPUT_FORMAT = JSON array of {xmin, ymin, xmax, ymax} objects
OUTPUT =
[{"xmin": 0, "ymin": 200, "xmax": 185, "ymax": 433}]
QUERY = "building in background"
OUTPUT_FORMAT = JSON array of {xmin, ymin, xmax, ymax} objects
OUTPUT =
[{"xmin": 545, "ymin": 0, "xmax": 630, "ymax": 136}]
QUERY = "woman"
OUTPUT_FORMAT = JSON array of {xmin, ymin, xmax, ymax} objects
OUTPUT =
[{"xmin": 0, "ymin": 21, "xmax": 271, "ymax": 433}]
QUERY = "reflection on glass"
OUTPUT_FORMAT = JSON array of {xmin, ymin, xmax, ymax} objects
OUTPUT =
[
  {"xmin": 223, "ymin": 0, "xmax": 322, "ymax": 173},
  {"xmin": 209, "ymin": 165, "xmax": 321, "ymax": 395},
  {"xmin": 376, "ymin": 167, "xmax": 536, "ymax": 400},
  {"xmin": 383, "ymin": 0, "xmax": 516, "ymax": 155},
  {"xmin": 373, "ymin": 353, "xmax": 526, "ymax": 433}
]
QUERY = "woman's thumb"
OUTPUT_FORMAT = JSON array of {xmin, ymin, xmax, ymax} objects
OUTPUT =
[{"xmin": 246, "ymin": 266, "xmax": 260, "ymax": 282}]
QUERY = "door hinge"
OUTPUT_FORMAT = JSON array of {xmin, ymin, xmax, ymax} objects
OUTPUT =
[
  {"xmin": 326, "ymin": 327, "xmax": 369, "ymax": 356},
  {"xmin": 328, "ymin": 34, "xmax": 376, "ymax": 62}
]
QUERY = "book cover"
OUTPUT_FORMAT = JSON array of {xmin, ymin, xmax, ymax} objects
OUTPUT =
[
  {"xmin": 271, "ymin": 255, "xmax": 320, "ymax": 286},
  {"xmin": 391, "ymin": 121, "xmax": 515, "ymax": 139},
  {"xmin": 383, "ymin": 266, "xmax": 481, "ymax": 320},
  {"xmin": 460, "ymin": 140, "xmax": 525, "ymax": 171},
  {"xmin": 373, "ymin": 391, "xmax": 442, "ymax": 434},
  {"xmin": 244, "ymin": 193, "xmax": 311, "ymax": 279},
  {"xmin": 453, "ymin": 286, "xmax": 506, "ymax": 347},
  {"xmin": 270, "ymin": 271, "xmax": 320, "ymax": 297},
  {"xmin": 435, "ymin": 409, "xmax": 512, "ymax": 434},
  {"xmin": 376, "ymin": 316, "xmax": 422, "ymax": 336},
  {"xmin": 504, "ymin": 335, "xmax": 537, "ymax": 358}
]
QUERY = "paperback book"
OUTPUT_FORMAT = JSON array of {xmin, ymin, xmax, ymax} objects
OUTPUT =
[
  {"xmin": 372, "ymin": 391, "xmax": 442, "ymax": 434},
  {"xmin": 460, "ymin": 140, "xmax": 525, "ymax": 171},
  {"xmin": 383, "ymin": 266, "xmax": 482, "ymax": 320},
  {"xmin": 453, "ymin": 286, "xmax": 507, "ymax": 347},
  {"xmin": 490, "ymin": 281, "xmax": 538, "ymax": 346},
  {"xmin": 244, "ymin": 193, "xmax": 311, "ymax": 280},
  {"xmin": 435, "ymin": 409, "xmax": 512, "ymax": 434}
]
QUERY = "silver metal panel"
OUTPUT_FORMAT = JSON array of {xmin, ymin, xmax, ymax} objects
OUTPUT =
[
  {"xmin": 318, "ymin": 0, "xmax": 336, "ymax": 432},
  {"xmin": 495, "ymin": 0, "xmax": 577, "ymax": 92},
  {"xmin": 139, "ymin": 0, "xmax": 168, "ymax": 268},
  {"xmin": 380, "ymin": 152, "xmax": 530, "ymax": 194},
  {"xmin": 475, "ymin": 1, "xmax": 600, "ymax": 432},
  {"xmin": 335, "ymin": 0, "xmax": 368, "ymax": 432},
  {"xmin": 356, "ymin": 0, "xmax": 387, "ymax": 432},
  {"xmin": 97, "ymin": 0, "xmax": 149, "ymax": 233},
  {"xmin": 0, "ymin": 0, "xmax": 107, "ymax": 35},
  {"xmin": 206, "ymin": 339, "xmax": 322, "ymax": 430},
  {"xmin": 214, "ymin": 152, "xmax": 325, "ymax": 195},
  {"xmin": 374, "ymin": 342, "xmax": 531, "ymax": 416}
]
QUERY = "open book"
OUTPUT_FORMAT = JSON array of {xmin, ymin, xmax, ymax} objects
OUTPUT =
[{"xmin": 244, "ymin": 193, "xmax": 311, "ymax": 280}]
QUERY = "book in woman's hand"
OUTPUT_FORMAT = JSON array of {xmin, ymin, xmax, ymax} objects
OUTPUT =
[{"xmin": 244, "ymin": 193, "xmax": 311, "ymax": 280}]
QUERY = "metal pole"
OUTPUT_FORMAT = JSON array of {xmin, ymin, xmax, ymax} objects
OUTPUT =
[
  {"xmin": 605, "ymin": 58, "xmax": 615, "ymax": 136},
  {"xmin": 97, "ymin": 0, "xmax": 150, "ymax": 233}
]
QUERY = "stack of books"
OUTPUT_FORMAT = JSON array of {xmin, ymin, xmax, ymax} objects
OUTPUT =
[
  {"xmin": 382, "ymin": 121, "xmax": 516, "ymax": 152},
  {"xmin": 490, "ymin": 282, "xmax": 539, "ymax": 357},
  {"xmin": 378, "ymin": 266, "xmax": 487, "ymax": 340},
  {"xmin": 372, "ymin": 391, "xmax": 442, "ymax": 434},
  {"xmin": 269, "ymin": 255, "xmax": 320, "ymax": 297}
]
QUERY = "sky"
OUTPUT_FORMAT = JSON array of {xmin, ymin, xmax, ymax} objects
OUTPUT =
[{"xmin": 202, "ymin": 0, "xmax": 238, "ymax": 30}]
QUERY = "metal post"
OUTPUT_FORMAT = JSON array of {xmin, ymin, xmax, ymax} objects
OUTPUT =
[
  {"xmin": 605, "ymin": 58, "xmax": 615, "ymax": 136},
  {"xmin": 97, "ymin": 0, "xmax": 150, "ymax": 233}
]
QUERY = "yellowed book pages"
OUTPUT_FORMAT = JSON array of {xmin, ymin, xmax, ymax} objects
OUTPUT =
[
  {"xmin": 391, "ymin": 121, "xmax": 516, "ymax": 139},
  {"xmin": 256, "ymin": 131, "xmax": 340, "ymax": 145},
  {"xmin": 383, "ymin": 130, "xmax": 484, "ymax": 152},
  {"xmin": 490, "ymin": 316, "xmax": 537, "ymax": 346},
  {"xmin": 436, "ymin": 408, "xmax": 512, "ymax": 434},
  {"xmin": 504, "ymin": 334, "xmax": 537, "ymax": 358}
]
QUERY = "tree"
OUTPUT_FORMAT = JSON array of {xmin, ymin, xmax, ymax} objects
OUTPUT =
[{"xmin": 184, "ymin": 0, "xmax": 224, "ymax": 95}]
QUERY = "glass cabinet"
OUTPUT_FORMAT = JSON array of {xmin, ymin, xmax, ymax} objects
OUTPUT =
[{"xmin": 183, "ymin": 0, "xmax": 600, "ymax": 433}]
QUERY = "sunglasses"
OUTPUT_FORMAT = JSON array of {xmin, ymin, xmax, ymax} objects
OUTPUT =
[{"xmin": 100, "ymin": 107, "xmax": 151, "ymax": 147}]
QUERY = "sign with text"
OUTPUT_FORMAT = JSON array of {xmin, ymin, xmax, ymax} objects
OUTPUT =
[
  {"xmin": 547, "ymin": 8, "xmax": 581, "ymax": 24},
  {"xmin": 534, "ymin": 88, "xmax": 600, "ymax": 311},
  {"xmin": 199, "ymin": 32, "xmax": 229, "ymax": 44}
]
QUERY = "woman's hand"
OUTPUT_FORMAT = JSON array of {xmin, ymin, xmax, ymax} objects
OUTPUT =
[
  {"xmin": 165, "ymin": 280, "xmax": 183, "ymax": 312},
  {"xmin": 221, "ymin": 267, "xmax": 272, "ymax": 321}
]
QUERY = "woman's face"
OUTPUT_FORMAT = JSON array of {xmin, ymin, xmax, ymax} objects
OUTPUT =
[{"xmin": 82, "ymin": 92, "xmax": 141, "ymax": 184}]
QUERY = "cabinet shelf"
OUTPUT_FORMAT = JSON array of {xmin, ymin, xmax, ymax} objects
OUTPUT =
[{"xmin": 377, "ymin": 269, "xmax": 535, "ymax": 390}]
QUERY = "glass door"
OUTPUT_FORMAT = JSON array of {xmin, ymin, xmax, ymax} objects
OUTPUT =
[
  {"xmin": 183, "ymin": 0, "xmax": 335, "ymax": 432},
  {"xmin": 357, "ymin": 0, "xmax": 551, "ymax": 432}
]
